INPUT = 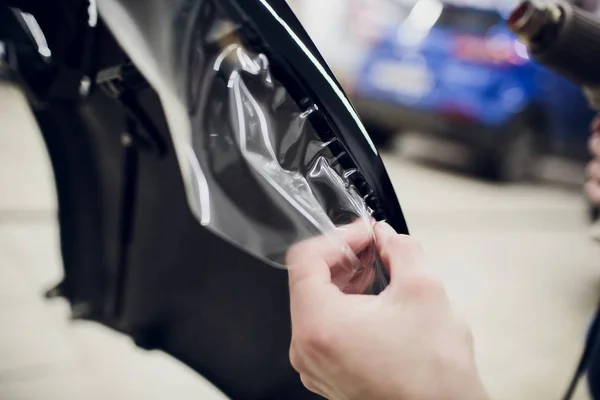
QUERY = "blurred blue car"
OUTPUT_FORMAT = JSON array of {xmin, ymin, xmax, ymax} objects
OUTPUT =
[{"xmin": 352, "ymin": 0, "xmax": 596, "ymax": 180}]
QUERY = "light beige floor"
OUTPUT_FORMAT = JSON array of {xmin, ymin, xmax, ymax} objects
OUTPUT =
[
  {"xmin": 1, "ymin": 81, "xmax": 599, "ymax": 399},
  {"xmin": 385, "ymin": 157, "xmax": 599, "ymax": 400},
  {"xmin": 0, "ymin": 84, "xmax": 229, "ymax": 400}
]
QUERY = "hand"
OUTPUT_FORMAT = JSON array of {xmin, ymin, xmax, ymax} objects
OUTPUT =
[
  {"xmin": 287, "ymin": 222, "xmax": 488, "ymax": 400},
  {"xmin": 586, "ymin": 115, "xmax": 600, "ymax": 205}
]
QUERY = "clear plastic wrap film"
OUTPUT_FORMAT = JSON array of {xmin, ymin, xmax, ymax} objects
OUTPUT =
[{"xmin": 98, "ymin": 0, "xmax": 388, "ymax": 293}]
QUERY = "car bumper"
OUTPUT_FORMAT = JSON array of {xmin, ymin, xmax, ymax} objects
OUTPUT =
[{"xmin": 352, "ymin": 97, "xmax": 503, "ymax": 151}]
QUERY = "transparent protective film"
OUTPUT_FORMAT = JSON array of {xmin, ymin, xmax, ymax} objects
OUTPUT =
[{"xmin": 98, "ymin": 0, "xmax": 388, "ymax": 293}]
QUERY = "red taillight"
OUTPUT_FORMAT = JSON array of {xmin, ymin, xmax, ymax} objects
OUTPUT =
[
  {"xmin": 452, "ymin": 35, "xmax": 527, "ymax": 66},
  {"xmin": 438, "ymin": 104, "xmax": 475, "ymax": 123}
]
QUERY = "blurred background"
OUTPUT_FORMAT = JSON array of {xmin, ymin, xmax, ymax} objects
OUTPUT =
[
  {"xmin": 3, "ymin": 0, "xmax": 600, "ymax": 399},
  {"xmin": 291, "ymin": 0, "xmax": 600, "ymax": 184}
]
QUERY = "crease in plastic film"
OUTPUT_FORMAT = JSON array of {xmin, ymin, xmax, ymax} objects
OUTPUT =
[{"xmin": 97, "ymin": 0, "xmax": 388, "ymax": 293}]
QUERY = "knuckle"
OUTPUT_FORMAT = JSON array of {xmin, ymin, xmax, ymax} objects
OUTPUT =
[
  {"xmin": 286, "ymin": 236, "xmax": 328, "ymax": 267},
  {"xmin": 421, "ymin": 274, "xmax": 447, "ymax": 297},
  {"xmin": 391, "ymin": 235, "xmax": 423, "ymax": 253},
  {"xmin": 289, "ymin": 345, "xmax": 304, "ymax": 372},
  {"xmin": 294, "ymin": 323, "xmax": 336, "ymax": 355},
  {"xmin": 587, "ymin": 161, "xmax": 600, "ymax": 180},
  {"xmin": 402, "ymin": 273, "xmax": 447, "ymax": 300},
  {"xmin": 286, "ymin": 242, "xmax": 307, "ymax": 266},
  {"xmin": 381, "ymin": 235, "xmax": 423, "ymax": 263},
  {"xmin": 299, "ymin": 374, "xmax": 320, "ymax": 395},
  {"xmin": 591, "ymin": 139, "xmax": 600, "ymax": 158}
]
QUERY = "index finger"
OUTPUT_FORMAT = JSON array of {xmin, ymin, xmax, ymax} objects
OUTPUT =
[{"xmin": 286, "ymin": 220, "xmax": 374, "ymax": 307}]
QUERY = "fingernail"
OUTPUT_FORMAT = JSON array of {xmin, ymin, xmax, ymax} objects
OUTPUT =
[{"xmin": 376, "ymin": 221, "xmax": 397, "ymax": 236}]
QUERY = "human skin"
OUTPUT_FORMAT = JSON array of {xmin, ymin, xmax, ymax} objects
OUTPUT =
[
  {"xmin": 286, "ymin": 222, "xmax": 488, "ymax": 400},
  {"xmin": 587, "ymin": 115, "xmax": 600, "ymax": 205}
]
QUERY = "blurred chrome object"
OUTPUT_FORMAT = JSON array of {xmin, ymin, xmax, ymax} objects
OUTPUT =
[
  {"xmin": 508, "ymin": 1, "xmax": 600, "ymax": 245},
  {"xmin": 510, "ymin": 6, "xmax": 600, "ymax": 399},
  {"xmin": 0, "ymin": 1, "xmax": 407, "ymax": 399},
  {"xmin": 509, "ymin": 1, "xmax": 563, "ymax": 46},
  {"xmin": 509, "ymin": 0, "xmax": 600, "ymax": 109}
]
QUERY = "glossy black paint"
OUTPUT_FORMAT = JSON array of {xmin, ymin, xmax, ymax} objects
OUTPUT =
[
  {"xmin": 1, "ymin": 1, "xmax": 408, "ymax": 399},
  {"xmin": 220, "ymin": 0, "xmax": 408, "ymax": 233}
]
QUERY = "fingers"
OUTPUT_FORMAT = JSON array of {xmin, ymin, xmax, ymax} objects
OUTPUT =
[
  {"xmin": 586, "ymin": 180, "xmax": 600, "ymax": 206},
  {"xmin": 287, "ymin": 219, "xmax": 435, "ymax": 307},
  {"xmin": 588, "ymin": 159, "xmax": 600, "ymax": 182},
  {"xmin": 586, "ymin": 159, "xmax": 600, "ymax": 204},
  {"xmin": 374, "ymin": 222, "xmax": 448, "ymax": 303},
  {"xmin": 589, "ymin": 134, "xmax": 600, "ymax": 159},
  {"xmin": 287, "ymin": 220, "xmax": 373, "ymax": 285},
  {"xmin": 374, "ymin": 222, "xmax": 423, "ymax": 280},
  {"xmin": 587, "ymin": 115, "xmax": 600, "ymax": 206},
  {"xmin": 337, "ymin": 259, "xmax": 376, "ymax": 295},
  {"xmin": 286, "ymin": 219, "xmax": 375, "ymax": 311}
]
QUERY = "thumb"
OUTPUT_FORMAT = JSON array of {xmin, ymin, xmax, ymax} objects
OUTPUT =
[{"xmin": 374, "ymin": 222, "xmax": 424, "ymax": 286}]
